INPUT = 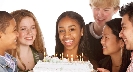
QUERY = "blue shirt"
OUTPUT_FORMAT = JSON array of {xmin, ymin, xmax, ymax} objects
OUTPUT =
[{"xmin": 0, "ymin": 52, "xmax": 17, "ymax": 72}]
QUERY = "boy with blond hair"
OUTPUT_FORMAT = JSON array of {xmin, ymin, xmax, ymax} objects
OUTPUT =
[{"xmin": 86, "ymin": 0, "xmax": 120, "ymax": 63}]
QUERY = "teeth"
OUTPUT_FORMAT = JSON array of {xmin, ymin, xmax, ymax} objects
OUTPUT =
[
  {"xmin": 103, "ymin": 46, "xmax": 106, "ymax": 48},
  {"xmin": 25, "ymin": 37, "xmax": 32, "ymax": 39},
  {"xmin": 65, "ymin": 40, "xmax": 73, "ymax": 42},
  {"xmin": 124, "ymin": 39, "xmax": 127, "ymax": 42}
]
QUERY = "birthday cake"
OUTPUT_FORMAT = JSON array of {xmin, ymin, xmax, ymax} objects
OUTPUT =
[{"xmin": 33, "ymin": 56, "xmax": 95, "ymax": 72}]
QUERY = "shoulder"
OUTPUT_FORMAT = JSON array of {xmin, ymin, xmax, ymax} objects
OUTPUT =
[
  {"xmin": 5, "ymin": 52, "xmax": 16, "ymax": 62},
  {"xmin": 86, "ymin": 22, "xmax": 93, "ymax": 27},
  {"xmin": 99, "ymin": 56, "xmax": 111, "ymax": 67}
]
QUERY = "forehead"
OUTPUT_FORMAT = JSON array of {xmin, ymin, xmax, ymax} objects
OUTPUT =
[
  {"xmin": 58, "ymin": 17, "xmax": 80, "ymax": 27},
  {"xmin": 19, "ymin": 17, "xmax": 35, "ymax": 27},
  {"xmin": 103, "ymin": 25, "xmax": 112, "ymax": 33},
  {"xmin": 122, "ymin": 14, "xmax": 132, "ymax": 26}
]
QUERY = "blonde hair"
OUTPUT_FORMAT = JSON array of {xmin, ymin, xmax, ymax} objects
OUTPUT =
[
  {"xmin": 89, "ymin": 0, "xmax": 120, "ymax": 10},
  {"xmin": 8, "ymin": 9, "xmax": 46, "ymax": 70}
]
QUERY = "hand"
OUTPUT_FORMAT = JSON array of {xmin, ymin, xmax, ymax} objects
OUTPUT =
[{"xmin": 97, "ymin": 68, "xmax": 110, "ymax": 72}]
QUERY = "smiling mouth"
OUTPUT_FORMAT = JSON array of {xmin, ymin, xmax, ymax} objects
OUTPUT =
[
  {"xmin": 25, "ymin": 37, "xmax": 33, "ymax": 40},
  {"xmin": 64, "ymin": 40, "xmax": 73, "ymax": 46}
]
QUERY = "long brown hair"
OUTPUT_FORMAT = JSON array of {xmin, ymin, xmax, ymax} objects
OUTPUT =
[{"xmin": 9, "ymin": 9, "xmax": 45, "ymax": 70}]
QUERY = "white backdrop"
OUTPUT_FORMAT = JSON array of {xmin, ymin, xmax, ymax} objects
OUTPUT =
[{"xmin": 0, "ymin": 0, "xmax": 132, "ymax": 56}]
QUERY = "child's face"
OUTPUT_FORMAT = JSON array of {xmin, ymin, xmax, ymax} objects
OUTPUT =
[
  {"xmin": 119, "ymin": 14, "xmax": 133, "ymax": 50},
  {"xmin": 58, "ymin": 17, "xmax": 83, "ymax": 50},
  {"xmin": 101, "ymin": 25, "xmax": 122, "ymax": 55},
  {"xmin": 1, "ymin": 19, "xmax": 18, "ymax": 50},
  {"xmin": 18, "ymin": 17, "xmax": 37, "ymax": 46},
  {"xmin": 91, "ymin": 6, "xmax": 118, "ymax": 27}
]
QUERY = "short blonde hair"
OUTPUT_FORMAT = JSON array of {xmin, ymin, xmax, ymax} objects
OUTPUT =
[{"xmin": 89, "ymin": 0, "xmax": 120, "ymax": 10}]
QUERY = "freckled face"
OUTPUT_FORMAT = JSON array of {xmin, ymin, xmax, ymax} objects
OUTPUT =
[{"xmin": 18, "ymin": 17, "xmax": 37, "ymax": 46}]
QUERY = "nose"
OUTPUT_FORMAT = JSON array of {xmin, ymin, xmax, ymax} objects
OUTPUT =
[
  {"xmin": 27, "ymin": 29, "xmax": 33, "ymax": 35},
  {"xmin": 97, "ymin": 9, "xmax": 103, "ymax": 17},
  {"xmin": 64, "ymin": 31, "xmax": 70, "ymax": 38},
  {"xmin": 119, "ymin": 30, "xmax": 123, "ymax": 38},
  {"xmin": 101, "ymin": 37, "xmax": 105, "ymax": 45}
]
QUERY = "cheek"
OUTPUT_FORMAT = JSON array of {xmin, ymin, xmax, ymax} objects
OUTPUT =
[
  {"xmin": 106, "ymin": 40, "xmax": 115, "ymax": 47},
  {"xmin": 59, "ymin": 34, "xmax": 63, "ymax": 41},
  {"xmin": 32, "ymin": 29, "xmax": 37, "ymax": 35},
  {"xmin": 73, "ymin": 33, "xmax": 81, "ymax": 41},
  {"xmin": 18, "ymin": 32, "xmax": 25, "ymax": 39},
  {"xmin": 104, "ymin": 13, "xmax": 113, "ymax": 19}
]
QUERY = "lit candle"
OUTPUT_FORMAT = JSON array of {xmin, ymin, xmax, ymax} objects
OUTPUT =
[
  {"xmin": 60, "ymin": 54, "xmax": 62, "ymax": 59},
  {"xmin": 77, "ymin": 55, "xmax": 78, "ymax": 58},
  {"xmin": 43, "ymin": 52, "xmax": 45, "ymax": 62},
  {"xmin": 71, "ymin": 54, "xmax": 73, "ymax": 61},
  {"xmin": 55, "ymin": 54, "xmax": 57, "ymax": 57},
  {"xmin": 82, "ymin": 53, "xmax": 83, "ymax": 57},
  {"xmin": 67, "ymin": 54, "xmax": 69, "ymax": 61},
  {"xmin": 76, "ymin": 55, "xmax": 78, "ymax": 61},
  {"xmin": 44, "ymin": 52, "xmax": 45, "ymax": 57},
  {"xmin": 80, "ymin": 55, "xmax": 81, "ymax": 61},
  {"xmin": 82, "ymin": 53, "xmax": 83, "ymax": 61},
  {"xmin": 62, "ymin": 53, "xmax": 63, "ymax": 59}
]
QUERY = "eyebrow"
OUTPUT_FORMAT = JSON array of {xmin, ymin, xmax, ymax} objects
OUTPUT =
[
  {"xmin": 59, "ymin": 25, "xmax": 76, "ymax": 28},
  {"xmin": 20, "ymin": 25, "xmax": 35, "ymax": 28},
  {"xmin": 104, "ymin": 8, "xmax": 111, "ymax": 9}
]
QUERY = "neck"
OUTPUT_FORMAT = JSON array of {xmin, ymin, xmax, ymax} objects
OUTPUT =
[
  {"xmin": 0, "ymin": 50, "xmax": 5, "ymax": 56},
  {"xmin": 111, "ymin": 52, "xmax": 122, "ymax": 67},
  {"xmin": 93, "ymin": 22, "xmax": 104, "ymax": 36},
  {"xmin": 0, "ymin": 45, "xmax": 6, "ymax": 56},
  {"xmin": 63, "ymin": 47, "xmax": 78, "ymax": 60},
  {"xmin": 19, "ymin": 44, "xmax": 31, "ymax": 55}
]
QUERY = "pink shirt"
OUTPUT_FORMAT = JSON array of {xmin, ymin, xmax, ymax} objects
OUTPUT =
[{"xmin": 126, "ymin": 52, "xmax": 133, "ymax": 72}]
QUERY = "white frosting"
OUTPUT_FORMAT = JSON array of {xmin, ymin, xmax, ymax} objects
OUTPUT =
[{"xmin": 33, "ymin": 56, "xmax": 94, "ymax": 72}]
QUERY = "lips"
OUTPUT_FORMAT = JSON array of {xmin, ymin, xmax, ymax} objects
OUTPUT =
[
  {"xmin": 97, "ymin": 18, "xmax": 105, "ymax": 22},
  {"xmin": 64, "ymin": 40, "xmax": 73, "ymax": 46},
  {"xmin": 24, "ymin": 37, "xmax": 33, "ymax": 40}
]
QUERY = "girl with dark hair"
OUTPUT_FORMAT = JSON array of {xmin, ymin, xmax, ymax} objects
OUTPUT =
[
  {"xmin": 98, "ymin": 18, "xmax": 131, "ymax": 72},
  {"xmin": 55, "ymin": 11, "xmax": 98, "ymax": 69}
]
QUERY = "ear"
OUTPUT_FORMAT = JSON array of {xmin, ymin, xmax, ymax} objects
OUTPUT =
[
  {"xmin": 114, "ymin": 7, "xmax": 119, "ymax": 14},
  {"xmin": 81, "ymin": 28, "xmax": 83, "ymax": 36}
]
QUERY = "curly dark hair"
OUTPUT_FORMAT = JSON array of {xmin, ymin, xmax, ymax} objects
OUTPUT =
[
  {"xmin": 55, "ymin": 11, "xmax": 91, "ymax": 60},
  {"xmin": 119, "ymin": 2, "xmax": 133, "ymax": 23}
]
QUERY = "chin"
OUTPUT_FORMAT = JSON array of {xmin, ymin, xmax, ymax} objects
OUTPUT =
[
  {"xmin": 103, "ymin": 52, "xmax": 108, "ymax": 55},
  {"xmin": 10, "ymin": 46, "xmax": 17, "ymax": 49},
  {"xmin": 126, "ymin": 45, "xmax": 131, "ymax": 50}
]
